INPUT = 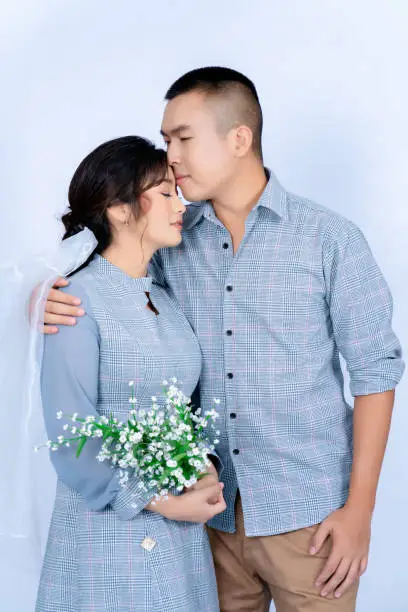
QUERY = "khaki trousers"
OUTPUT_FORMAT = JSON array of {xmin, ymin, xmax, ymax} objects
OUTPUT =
[{"xmin": 208, "ymin": 496, "xmax": 358, "ymax": 612}]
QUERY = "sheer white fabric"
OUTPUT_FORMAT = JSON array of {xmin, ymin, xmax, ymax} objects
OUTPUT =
[{"xmin": 0, "ymin": 228, "xmax": 97, "ymax": 607}]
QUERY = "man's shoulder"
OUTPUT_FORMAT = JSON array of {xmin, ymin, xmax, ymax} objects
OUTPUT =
[{"xmin": 285, "ymin": 190, "xmax": 359, "ymax": 240}]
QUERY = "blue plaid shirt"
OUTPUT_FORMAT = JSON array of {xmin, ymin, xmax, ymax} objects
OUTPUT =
[{"xmin": 150, "ymin": 170, "xmax": 404, "ymax": 536}]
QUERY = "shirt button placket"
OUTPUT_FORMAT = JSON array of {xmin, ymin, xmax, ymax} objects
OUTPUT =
[{"xmin": 224, "ymin": 270, "xmax": 238, "ymax": 457}]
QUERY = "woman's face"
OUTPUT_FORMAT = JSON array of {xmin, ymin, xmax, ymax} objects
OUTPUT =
[{"xmin": 139, "ymin": 168, "xmax": 186, "ymax": 250}]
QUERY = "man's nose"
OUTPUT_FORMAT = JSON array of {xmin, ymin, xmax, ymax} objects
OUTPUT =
[{"xmin": 166, "ymin": 141, "xmax": 180, "ymax": 166}]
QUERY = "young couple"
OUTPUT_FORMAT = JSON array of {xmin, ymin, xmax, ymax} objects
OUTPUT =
[{"xmin": 37, "ymin": 67, "xmax": 404, "ymax": 611}]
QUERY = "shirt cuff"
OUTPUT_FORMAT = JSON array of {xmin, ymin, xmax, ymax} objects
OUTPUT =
[{"xmin": 111, "ymin": 477, "xmax": 155, "ymax": 520}]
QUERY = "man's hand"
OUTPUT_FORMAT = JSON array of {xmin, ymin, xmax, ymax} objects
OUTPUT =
[
  {"xmin": 310, "ymin": 504, "xmax": 371, "ymax": 599},
  {"xmin": 41, "ymin": 277, "xmax": 85, "ymax": 334}
]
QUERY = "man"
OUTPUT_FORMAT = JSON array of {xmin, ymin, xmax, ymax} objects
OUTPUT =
[{"xmin": 43, "ymin": 67, "xmax": 404, "ymax": 611}]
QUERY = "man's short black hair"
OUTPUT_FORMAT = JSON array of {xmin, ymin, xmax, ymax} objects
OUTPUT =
[{"xmin": 165, "ymin": 67, "xmax": 263, "ymax": 159}]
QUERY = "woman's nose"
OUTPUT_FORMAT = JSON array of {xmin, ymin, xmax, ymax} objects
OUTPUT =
[{"xmin": 174, "ymin": 196, "xmax": 186, "ymax": 214}]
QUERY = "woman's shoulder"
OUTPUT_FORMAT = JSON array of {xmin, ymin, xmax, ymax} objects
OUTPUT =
[
  {"xmin": 61, "ymin": 266, "xmax": 95, "ymax": 307},
  {"xmin": 56, "ymin": 267, "xmax": 100, "ymax": 334}
]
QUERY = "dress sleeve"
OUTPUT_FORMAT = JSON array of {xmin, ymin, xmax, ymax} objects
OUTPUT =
[{"xmin": 41, "ymin": 279, "xmax": 154, "ymax": 520}]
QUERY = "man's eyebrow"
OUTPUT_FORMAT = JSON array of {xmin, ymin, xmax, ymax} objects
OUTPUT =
[{"xmin": 160, "ymin": 125, "xmax": 191, "ymax": 137}]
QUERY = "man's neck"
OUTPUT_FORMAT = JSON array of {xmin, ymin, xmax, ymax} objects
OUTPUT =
[
  {"xmin": 210, "ymin": 160, "xmax": 268, "ymax": 252},
  {"xmin": 212, "ymin": 160, "xmax": 267, "ymax": 218}
]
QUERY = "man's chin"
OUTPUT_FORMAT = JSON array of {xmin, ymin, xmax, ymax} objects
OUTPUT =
[{"xmin": 178, "ymin": 184, "xmax": 208, "ymax": 203}]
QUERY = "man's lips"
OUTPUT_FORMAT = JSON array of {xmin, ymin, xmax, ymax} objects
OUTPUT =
[{"xmin": 175, "ymin": 175, "xmax": 189, "ymax": 185}]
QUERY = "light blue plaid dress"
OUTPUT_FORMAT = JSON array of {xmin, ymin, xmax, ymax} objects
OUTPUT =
[{"xmin": 36, "ymin": 255, "xmax": 219, "ymax": 612}]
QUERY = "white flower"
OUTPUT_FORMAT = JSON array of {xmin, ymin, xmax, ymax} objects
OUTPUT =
[
  {"xmin": 129, "ymin": 381, "xmax": 134, "ymax": 387},
  {"xmin": 129, "ymin": 432, "xmax": 142, "ymax": 443},
  {"xmin": 57, "ymin": 436, "xmax": 64, "ymax": 443},
  {"xmin": 162, "ymin": 380, "xmax": 168, "ymax": 385},
  {"xmin": 171, "ymin": 377, "xmax": 177, "ymax": 384},
  {"xmin": 166, "ymin": 460, "xmax": 178, "ymax": 468},
  {"xmin": 72, "ymin": 413, "xmax": 78, "ymax": 421},
  {"xmin": 63, "ymin": 424, "xmax": 69, "ymax": 431},
  {"xmin": 56, "ymin": 411, "xmax": 63, "ymax": 420},
  {"xmin": 214, "ymin": 399, "xmax": 221, "ymax": 405},
  {"xmin": 151, "ymin": 396, "xmax": 157, "ymax": 402}
]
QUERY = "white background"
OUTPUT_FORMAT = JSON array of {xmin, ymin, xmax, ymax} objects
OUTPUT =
[{"xmin": 1, "ymin": 1, "xmax": 407, "ymax": 610}]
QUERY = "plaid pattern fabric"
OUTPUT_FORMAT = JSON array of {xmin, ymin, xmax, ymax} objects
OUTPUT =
[
  {"xmin": 37, "ymin": 256, "xmax": 219, "ymax": 612},
  {"xmin": 151, "ymin": 170, "xmax": 404, "ymax": 537}
]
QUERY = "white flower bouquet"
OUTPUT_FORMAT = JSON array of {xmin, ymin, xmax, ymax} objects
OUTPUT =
[{"xmin": 38, "ymin": 379, "xmax": 220, "ymax": 500}]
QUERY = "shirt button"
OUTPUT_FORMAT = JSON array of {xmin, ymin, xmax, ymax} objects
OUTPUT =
[
  {"xmin": 230, "ymin": 412, "xmax": 237, "ymax": 419},
  {"xmin": 226, "ymin": 285, "xmax": 233, "ymax": 292},
  {"xmin": 233, "ymin": 449, "xmax": 240, "ymax": 455},
  {"xmin": 226, "ymin": 329, "xmax": 233, "ymax": 336},
  {"xmin": 223, "ymin": 243, "xmax": 229, "ymax": 249},
  {"xmin": 227, "ymin": 372, "xmax": 234, "ymax": 379}
]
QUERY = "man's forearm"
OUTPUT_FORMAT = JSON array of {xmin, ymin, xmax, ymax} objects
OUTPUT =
[{"xmin": 346, "ymin": 390, "xmax": 395, "ymax": 513}]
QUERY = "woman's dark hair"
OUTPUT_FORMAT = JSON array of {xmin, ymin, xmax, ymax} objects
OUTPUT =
[{"xmin": 61, "ymin": 136, "xmax": 168, "ymax": 254}]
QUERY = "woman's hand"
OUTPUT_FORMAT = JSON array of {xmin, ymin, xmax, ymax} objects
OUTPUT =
[
  {"xmin": 187, "ymin": 460, "xmax": 220, "ymax": 504},
  {"xmin": 147, "ymin": 482, "xmax": 226, "ymax": 523}
]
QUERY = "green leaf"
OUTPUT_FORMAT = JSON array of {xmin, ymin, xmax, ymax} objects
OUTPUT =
[
  {"xmin": 76, "ymin": 436, "xmax": 87, "ymax": 458},
  {"xmin": 102, "ymin": 429, "xmax": 112, "ymax": 441}
]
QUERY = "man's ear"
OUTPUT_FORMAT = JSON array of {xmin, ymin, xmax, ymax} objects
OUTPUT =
[{"xmin": 231, "ymin": 124, "xmax": 253, "ymax": 158}]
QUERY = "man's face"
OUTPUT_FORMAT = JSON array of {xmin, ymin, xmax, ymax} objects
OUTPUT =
[{"xmin": 161, "ymin": 91, "xmax": 236, "ymax": 202}]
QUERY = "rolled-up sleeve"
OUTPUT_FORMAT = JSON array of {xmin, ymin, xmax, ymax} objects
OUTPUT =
[
  {"xmin": 41, "ymin": 280, "xmax": 153, "ymax": 519},
  {"xmin": 323, "ymin": 220, "xmax": 405, "ymax": 396}
]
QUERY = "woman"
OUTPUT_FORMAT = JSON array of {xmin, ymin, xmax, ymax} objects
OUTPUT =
[{"xmin": 36, "ymin": 136, "xmax": 225, "ymax": 611}]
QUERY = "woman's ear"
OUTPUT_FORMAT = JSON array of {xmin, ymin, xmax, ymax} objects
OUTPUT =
[{"xmin": 106, "ymin": 203, "xmax": 132, "ymax": 227}]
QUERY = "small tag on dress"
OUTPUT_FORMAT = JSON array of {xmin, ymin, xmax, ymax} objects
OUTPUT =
[{"xmin": 141, "ymin": 537, "xmax": 157, "ymax": 551}]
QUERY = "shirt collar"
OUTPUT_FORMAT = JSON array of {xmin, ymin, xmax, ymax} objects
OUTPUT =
[
  {"xmin": 254, "ymin": 169, "xmax": 287, "ymax": 218},
  {"xmin": 183, "ymin": 168, "xmax": 287, "ymax": 230},
  {"xmin": 88, "ymin": 255, "xmax": 152, "ymax": 300}
]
